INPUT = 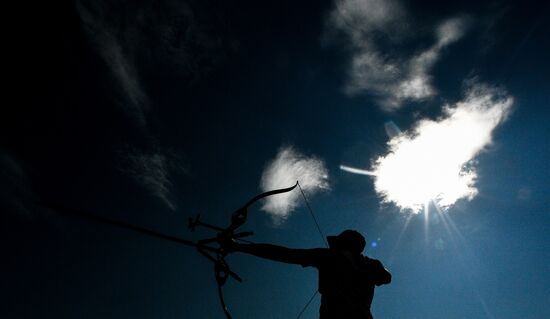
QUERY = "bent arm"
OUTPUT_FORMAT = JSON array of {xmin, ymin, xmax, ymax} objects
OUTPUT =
[
  {"xmin": 366, "ymin": 258, "xmax": 392, "ymax": 286},
  {"xmin": 374, "ymin": 261, "xmax": 392, "ymax": 286},
  {"xmin": 232, "ymin": 242, "xmax": 317, "ymax": 265},
  {"xmin": 377, "ymin": 266, "xmax": 392, "ymax": 286}
]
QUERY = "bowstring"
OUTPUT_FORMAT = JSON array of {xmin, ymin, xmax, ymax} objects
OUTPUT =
[
  {"xmin": 294, "ymin": 289, "xmax": 320, "ymax": 319},
  {"xmin": 296, "ymin": 183, "xmax": 377, "ymax": 319},
  {"xmin": 297, "ymin": 181, "xmax": 328, "ymax": 248},
  {"xmin": 294, "ymin": 181, "xmax": 328, "ymax": 319}
]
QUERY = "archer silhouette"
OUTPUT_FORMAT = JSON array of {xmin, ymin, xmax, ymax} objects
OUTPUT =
[{"xmin": 228, "ymin": 229, "xmax": 391, "ymax": 319}]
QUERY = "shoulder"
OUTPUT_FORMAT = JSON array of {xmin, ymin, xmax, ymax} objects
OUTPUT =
[{"xmin": 299, "ymin": 248, "xmax": 331, "ymax": 268}]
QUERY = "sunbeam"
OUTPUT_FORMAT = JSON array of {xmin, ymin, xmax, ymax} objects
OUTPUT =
[{"xmin": 388, "ymin": 213, "xmax": 415, "ymax": 266}]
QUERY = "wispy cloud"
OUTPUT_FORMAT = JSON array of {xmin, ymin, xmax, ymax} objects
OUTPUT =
[
  {"xmin": 76, "ymin": 0, "xmax": 234, "ymax": 126},
  {"xmin": 325, "ymin": 0, "xmax": 470, "ymax": 110},
  {"xmin": 77, "ymin": 0, "xmax": 231, "ymax": 208},
  {"xmin": 260, "ymin": 146, "xmax": 329, "ymax": 223},
  {"xmin": 370, "ymin": 81, "xmax": 513, "ymax": 212},
  {"xmin": 77, "ymin": 0, "xmax": 149, "ymax": 126},
  {"xmin": 123, "ymin": 149, "xmax": 187, "ymax": 211}
]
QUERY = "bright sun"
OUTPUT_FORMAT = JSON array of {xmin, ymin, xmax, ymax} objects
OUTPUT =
[
  {"xmin": 372, "ymin": 132, "xmax": 478, "ymax": 213},
  {"xmin": 366, "ymin": 86, "xmax": 512, "ymax": 213}
]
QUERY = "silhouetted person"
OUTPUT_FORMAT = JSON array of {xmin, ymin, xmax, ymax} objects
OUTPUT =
[{"xmin": 227, "ymin": 230, "xmax": 391, "ymax": 319}]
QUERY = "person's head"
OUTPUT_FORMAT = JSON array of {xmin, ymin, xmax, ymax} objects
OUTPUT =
[{"xmin": 327, "ymin": 230, "xmax": 366, "ymax": 254}]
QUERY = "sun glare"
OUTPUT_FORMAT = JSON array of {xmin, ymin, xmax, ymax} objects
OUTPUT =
[
  {"xmin": 369, "ymin": 86, "xmax": 512, "ymax": 213},
  {"xmin": 372, "ymin": 132, "xmax": 478, "ymax": 213}
]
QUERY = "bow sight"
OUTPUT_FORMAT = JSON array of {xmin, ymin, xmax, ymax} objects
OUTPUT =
[
  {"xmin": 187, "ymin": 212, "xmax": 255, "ymax": 319},
  {"xmin": 186, "ymin": 182, "xmax": 299, "ymax": 318}
]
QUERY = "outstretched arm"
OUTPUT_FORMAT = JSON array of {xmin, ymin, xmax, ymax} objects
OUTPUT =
[{"xmin": 230, "ymin": 242, "xmax": 321, "ymax": 266}]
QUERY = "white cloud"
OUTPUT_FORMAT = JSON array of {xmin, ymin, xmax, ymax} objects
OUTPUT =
[
  {"xmin": 370, "ymin": 82, "xmax": 513, "ymax": 212},
  {"xmin": 436, "ymin": 17, "xmax": 469, "ymax": 47},
  {"xmin": 260, "ymin": 146, "xmax": 329, "ymax": 223},
  {"xmin": 329, "ymin": 0, "xmax": 406, "ymax": 37},
  {"xmin": 325, "ymin": 0, "xmax": 470, "ymax": 110}
]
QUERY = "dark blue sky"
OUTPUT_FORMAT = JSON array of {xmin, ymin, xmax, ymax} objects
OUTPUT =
[{"xmin": 2, "ymin": 0, "xmax": 549, "ymax": 318}]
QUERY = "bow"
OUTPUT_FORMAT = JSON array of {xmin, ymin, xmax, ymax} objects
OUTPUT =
[
  {"xmin": 188, "ymin": 182, "xmax": 299, "ymax": 319},
  {"xmin": 43, "ymin": 181, "xmax": 311, "ymax": 319}
]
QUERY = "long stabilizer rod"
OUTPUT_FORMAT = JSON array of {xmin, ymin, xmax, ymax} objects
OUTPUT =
[{"xmin": 40, "ymin": 202, "xmax": 214, "ymax": 252}]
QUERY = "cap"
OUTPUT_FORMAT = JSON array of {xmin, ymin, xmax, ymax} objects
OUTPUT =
[{"xmin": 327, "ymin": 230, "xmax": 366, "ymax": 253}]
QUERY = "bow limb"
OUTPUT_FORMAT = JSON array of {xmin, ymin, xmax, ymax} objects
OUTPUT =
[
  {"xmin": 242, "ymin": 181, "xmax": 299, "ymax": 209},
  {"xmin": 215, "ymin": 181, "xmax": 300, "ymax": 318},
  {"xmin": 228, "ymin": 181, "xmax": 299, "ymax": 232},
  {"xmin": 217, "ymin": 282, "xmax": 232, "ymax": 319}
]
